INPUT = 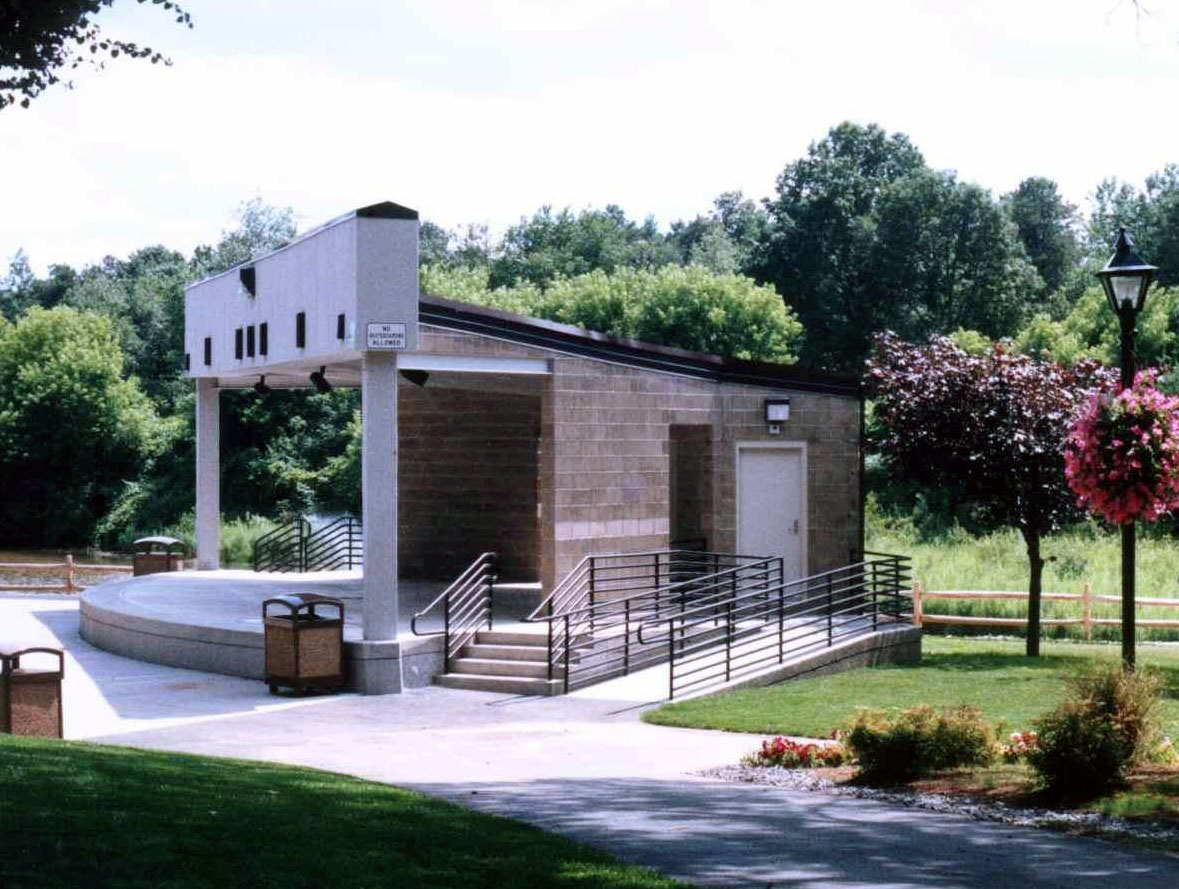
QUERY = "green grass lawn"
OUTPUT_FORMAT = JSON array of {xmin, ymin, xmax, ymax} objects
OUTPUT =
[
  {"xmin": 0, "ymin": 737, "xmax": 678, "ymax": 889},
  {"xmin": 643, "ymin": 636, "xmax": 1179, "ymax": 739}
]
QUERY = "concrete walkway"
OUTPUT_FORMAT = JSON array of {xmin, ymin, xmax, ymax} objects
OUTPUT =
[{"xmin": 5, "ymin": 594, "xmax": 1179, "ymax": 888}]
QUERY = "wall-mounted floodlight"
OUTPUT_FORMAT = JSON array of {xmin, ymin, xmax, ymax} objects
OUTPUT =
[
  {"xmin": 253, "ymin": 375, "xmax": 271, "ymax": 395},
  {"xmin": 399, "ymin": 369, "xmax": 429, "ymax": 388},
  {"xmin": 765, "ymin": 398, "xmax": 790, "ymax": 436},
  {"xmin": 310, "ymin": 366, "xmax": 332, "ymax": 394}
]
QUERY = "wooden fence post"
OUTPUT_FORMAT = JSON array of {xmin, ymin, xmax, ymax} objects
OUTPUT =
[
  {"xmin": 912, "ymin": 581, "xmax": 923, "ymax": 627},
  {"xmin": 65, "ymin": 555, "xmax": 75, "ymax": 593},
  {"xmin": 1082, "ymin": 582, "xmax": 1093, "ymax": 641}
]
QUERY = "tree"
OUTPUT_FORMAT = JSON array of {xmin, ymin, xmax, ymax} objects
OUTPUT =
[
  {"xmin": 755, "ymin": 122, "xmax": 1039, "ymax": 372},
  {"xmin": 0, "ymin": 1, "xmax": 192, "ymax": 110},
  {"xmin": 669, "ymin": 191, "xmax": 767, "ymax": 275},
  {"xmin": 1, "ymin": 252, "xmax": 76, "ymax": 319},
  {"xmin": 867, "ymin": 332, "xmax": 1114, "ymax": 657},
  {"xmin": 0, "ymin": 307, "xmax": 165, "ymax": 545},
  {"xmin": 1003, "ymin": 177, "xmax": 1079, "ymax": 297},
  {"xmin": 489, "ymin": 205, "xmax": 678, "ymax": 289},
  {"xmin": 190, "ymin": 197, "xmax": 296, "ymax": 277},
  {"xmin": 423, "ymin": 264, "xmax": 802, "ymax": 363}
]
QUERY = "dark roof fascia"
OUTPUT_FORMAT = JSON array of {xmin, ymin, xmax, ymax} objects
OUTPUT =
[
  {"xmin": 186, "ymin": 201, "xmax": 419, "ymax": 292},
  {"xmin": 419, "ymin": 295, "xmax": 860, "ymax": 397}
]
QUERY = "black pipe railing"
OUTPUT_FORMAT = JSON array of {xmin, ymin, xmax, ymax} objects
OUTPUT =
[
  {"xmin": 636, "ymin": 552, "xmax": 912, "ymax": 699},
  {"xmin": 410, "ymin": 553, "xmax": 498, "ymax": 669},
  {"xmin": 252, "ymin": 515, "xmax": 363, "ymax": 573},
  {"xmin": 525, "ymin": 549, "xmax": 777, "ymax": 693}
]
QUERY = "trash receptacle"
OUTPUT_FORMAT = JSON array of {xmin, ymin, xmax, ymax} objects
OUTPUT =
[
  {"xmin": 132, "ymin": 536, "xmax": 187, "ymax": 577},
  {"xmin": 0, "ymin": 647, "xmax": 64, "ymax": 738},
  {"xmin": 263, "ymin": 594, "xmax": 345, "ymax": 695}
]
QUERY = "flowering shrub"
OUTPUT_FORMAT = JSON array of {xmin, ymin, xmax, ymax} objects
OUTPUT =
[
  {"xmin": 1000, "ymin": 730, "xmax": 1040, "ymax": 763},
  {"xmin": 742, "ymin": 736, "xmax": 847, "ymax": 769},
  {"xmin": 1065, "ymin": 372, "xmax": 1179, "ymax": 525}
]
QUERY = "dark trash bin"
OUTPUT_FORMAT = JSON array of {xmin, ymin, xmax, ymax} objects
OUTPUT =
[
  {"xmin": 0, "ymin": 647, "xmax": 64, "ymax": 738},
  {"xmin": 263, "ymin": 594, "xmax": 345, "ymax": 695},
  {"xmin": 132, "ymin": 536, "xmax": 187, "ymax": 577}
]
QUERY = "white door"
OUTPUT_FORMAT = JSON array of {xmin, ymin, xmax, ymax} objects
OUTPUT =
[{"xmin": 737, "ymin": 445, "xmax": 805, "ymax": 579}]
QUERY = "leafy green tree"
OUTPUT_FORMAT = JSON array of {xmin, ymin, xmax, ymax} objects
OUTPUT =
[
  {"xmin": 1003, "ymin": 177, "xmax": 1079, "ymax": 297},
  {"xmin": 1014, "ymin": 285, "xmax": 1179, "ymax": 370},
  {"xmin": 669, "ymin": 191, "xmax": 767, "ymax": 275},
  {"xmin": 757, "ymin": 122, "xmax": 1039, "ymax": 371},
  {"xmin": 0, "ymin": 307, "xmax": 165, "ymax": 545},
  {"xmin": 1087, "ymin": 168, "xmax": 1179, "ymax": 288},
  {"xmin": 873, "ymin": 170, "xmax": 1042, "ymax": 340},
  {"xmin": 62, "ymin": 246, "xmax": 189, "ymax": 406},
  {"xmin": 489, "ymin": 205, "xmax": 678, "ymax": 289},
  {"xmin": 1, "ymin": 252, "xmax": 77, "ymax": 319},
  {"xmin": 424, "ymin": 264, "xmax": 801, "ymax": 363},
  {"xmin": 190, "ymin": 197, "xmax": 296, "ymax": 277},
  {"xmin": 0, "ymin": 1, "xmax": 192, "ymax": 110}
]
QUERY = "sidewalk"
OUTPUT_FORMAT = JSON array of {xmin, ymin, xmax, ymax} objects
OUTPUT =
[{"xmin": 7, "ymin": 594, "xmax": 1179, "ymax": 888}]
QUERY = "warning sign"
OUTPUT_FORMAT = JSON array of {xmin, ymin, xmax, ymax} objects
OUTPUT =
[{"xmin": 366, "ymin": 322, "xmax": 407, "ymax": 350}]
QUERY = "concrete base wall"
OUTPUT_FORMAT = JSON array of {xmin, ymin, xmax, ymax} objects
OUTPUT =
[
  {"xmin": 79, "ymin": 595, "xmax": 443, "ymax": 696},
  {"xmin": 678, "ymin": 624, "xmax": 922, "ymax": 702}
]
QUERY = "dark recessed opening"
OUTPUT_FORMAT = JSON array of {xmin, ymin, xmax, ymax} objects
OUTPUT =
[
  {"xmin": 259, "ymin": 322, "xmax": 268, "ymax": 355},
  {"xmin": 184, "ymin": 353, "xmax": 190, "ymax": 371},
  {"xmin": 296, "ymin": 312, "xmax": 306, "ymax": 348},
  {"xmin": 246, "ymin": 325, "xmax": 256, "ymax": 358},
  {"xmin": 234, "ymin": 328, "xmax": 243, "ymax": 360},
  {"xmin": 239, "ymin": 266, "xmax": 256, "ymax": 297},
  {"xmin": 336, "ymin": 313, "xmax": 345, "ymax": 340},
  {"xmin": 203, "ymin": 337, "xmax": 212, "ymax": 366}
]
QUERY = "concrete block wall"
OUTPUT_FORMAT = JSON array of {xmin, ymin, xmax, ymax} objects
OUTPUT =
[
  {"xmin": 398, "ymin": 384, "xmax": 540, "ymax": 580},
  {"xmin": 415, "ymin": 325, "xmax": 861, "ymax": 592}
]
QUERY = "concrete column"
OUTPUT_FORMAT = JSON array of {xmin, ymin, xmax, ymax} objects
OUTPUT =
[
  {"xmin": 194, "ymin": 378, "xmax": 220, "ymax": 570},
  {"xmin": 362, "ymin": 351, "xmax": 398, "ymax": 639}
]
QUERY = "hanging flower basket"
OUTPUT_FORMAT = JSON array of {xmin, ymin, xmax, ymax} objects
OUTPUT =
[{"xmin": 1064, "ymin": 372, "xmax": 1179, "ymax": 525}]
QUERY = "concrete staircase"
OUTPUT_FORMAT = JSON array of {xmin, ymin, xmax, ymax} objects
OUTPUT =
[{"xmin": 434, "ymin": 629, "xmax": 562, "ymax": 696}]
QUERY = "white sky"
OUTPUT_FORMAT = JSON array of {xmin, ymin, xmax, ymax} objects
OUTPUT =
[{"xmin": 3, "ymin": 0, "xmax": 1179, "ymax": 274}]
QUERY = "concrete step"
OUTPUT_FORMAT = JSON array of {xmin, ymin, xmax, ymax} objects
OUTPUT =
[
  {"xmin": 475, "ymin": 629, "xmax": 549, "ymax": 647},
  {"xmin": 435, "ymin": 673, "xmax": 562, "ymax": 696},
  {"xmin": 462, "ymin": 642, "xmax": 548, "ymax": 662},
  {"xmin": 450, "ymin": 657, "xmax": 550, "ymax": 678}
]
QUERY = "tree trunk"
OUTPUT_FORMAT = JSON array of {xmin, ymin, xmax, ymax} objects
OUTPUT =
[{"xmin": 1021, "ymin": 526, "xmax": 1044, "ymax": 658}]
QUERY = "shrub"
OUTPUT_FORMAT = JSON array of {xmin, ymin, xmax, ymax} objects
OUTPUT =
[
  {"xmin": 1027, "ymin": 663, "xmax": 1162, "ymax": 798},
  {"xmin": 742, "ymin": 736, "xmax": 847, "ymax": 769},
  {"xmin": 845, "ymin": 705, "xmax": 995, "ymax": 783}
]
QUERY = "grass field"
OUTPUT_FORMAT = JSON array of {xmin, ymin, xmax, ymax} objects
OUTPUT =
[
  {"xmin": 643, "ymin": 636, "xmax": 1179, "ymax": 739},
  {"xmin": 868, "ymin": 520, "xmax": 1179, "ymax": 642},
  {"xmin": 0, "ymin": 737, "xmax": 678, "ymax": 889}
]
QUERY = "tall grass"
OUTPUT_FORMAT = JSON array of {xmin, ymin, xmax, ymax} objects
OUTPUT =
[
  {"xmin": 868, "ymin": 512, "xmax": 1179, "ymax": 642},
  {"xmin": 162, "ymin": 513, "xmax": 278, "ymax": 568}
]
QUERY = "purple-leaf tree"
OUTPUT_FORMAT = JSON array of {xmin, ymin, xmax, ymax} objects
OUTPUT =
[{"xmin": 866, "ymin": 332, "xmax": 1114, "ymax": 657}]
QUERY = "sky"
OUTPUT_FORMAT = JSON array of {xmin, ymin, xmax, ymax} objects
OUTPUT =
[{"xmin": 3, "ymin": 0, "xmax": 1179, "ymax": 274}]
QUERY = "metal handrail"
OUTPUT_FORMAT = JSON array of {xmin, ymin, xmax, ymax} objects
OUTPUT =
[
  {"xmin": 523, "ymin": 548, "xmax": 781, "ymax": 693},
  {"xmin": 410, "ymin": 553, "xmax": 498, "ymax": 668},
  {"xmin": 634, "ymin": 553, "xmax": 912, "ymax": 699},
  {"xmin": 253, "ymin": 518, "xmax": 311, "ymax": 572}
]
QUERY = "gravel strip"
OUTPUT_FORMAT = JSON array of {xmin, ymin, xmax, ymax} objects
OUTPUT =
[{"xmin": 702, "ymin": 764, "xmax": 1179, "ymax": 845}]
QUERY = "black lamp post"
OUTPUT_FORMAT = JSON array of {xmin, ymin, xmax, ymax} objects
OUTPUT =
[{"xmin": 1096, "ymin": 228, "xmax": 1158, "ymax": 670}]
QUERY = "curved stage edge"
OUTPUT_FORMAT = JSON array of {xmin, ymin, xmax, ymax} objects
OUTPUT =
[{"xmin": 80, "ymin": 570, "xmax": 446, "ymax": 694}]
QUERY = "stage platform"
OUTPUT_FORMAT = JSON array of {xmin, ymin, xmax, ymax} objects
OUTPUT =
[{"xmin": 80, "ymin": 570, "xmax": 543, "ymax": 694}]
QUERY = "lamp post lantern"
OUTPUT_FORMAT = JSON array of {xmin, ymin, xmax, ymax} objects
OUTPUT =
[{"xmin": 1097, "ymin": 228, "xmax": 1158, "ymax": 670}]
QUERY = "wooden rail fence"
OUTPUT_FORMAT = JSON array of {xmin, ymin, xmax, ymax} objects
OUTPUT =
[
  {"xmin": 909, "ymin": 582, "xmax": 1179, "ymax": 639},
  {"xmin": 0, "ymin": 556, "xmax": 132, "ymax": 593}
]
